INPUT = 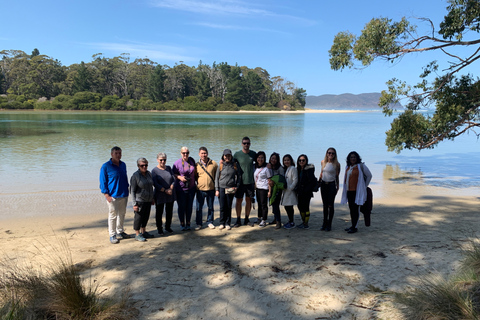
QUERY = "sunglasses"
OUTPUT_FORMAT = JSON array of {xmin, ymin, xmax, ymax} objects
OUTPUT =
[
  {"xmin": 298, "ymin": 159, "xmax": 306, "ymax": 162},
  {"xmin": 242, "ymin": 142, "xmax": 250, "ymax": 145},
  {"xmin": 182, "ymin": 152, "xmax": 189, "ymax": 155},
  {"xmin": 327, "ymin": 152, "xmax": 335, "ymax": 155},
  {"xmin": 159, "ymin": 159, "xmax": 166, "ymax": 162},
  {"xmin": 139, "ymin": 164, "xmax": 148, "ymax": 168}
]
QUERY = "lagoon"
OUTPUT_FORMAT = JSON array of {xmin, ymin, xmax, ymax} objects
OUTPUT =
[{"xmin": 0, "ymin": 110, "xmax": 478, "ymax": 218}]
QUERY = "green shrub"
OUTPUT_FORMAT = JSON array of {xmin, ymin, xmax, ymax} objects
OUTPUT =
[
  {"xmin": 0, "ymin": 238, "xmax": 137, "ymax": 320},
  {"xmin": 395, "ymin": 240, "xmax": 480, "ymax": 319},
  {"xmin": 100, "ymin": 95, "xmax": 119, "ymax": 110}
]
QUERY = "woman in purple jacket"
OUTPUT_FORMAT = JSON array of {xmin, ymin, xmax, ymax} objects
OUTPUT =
[{"xmin": 172, "ymin": 146, "xmax": 196, "ymax": 231}]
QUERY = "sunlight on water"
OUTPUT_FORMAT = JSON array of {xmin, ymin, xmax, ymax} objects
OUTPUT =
[{"xmin": 0, "ymin": 111, "xmax": 478, "ymax": 198}]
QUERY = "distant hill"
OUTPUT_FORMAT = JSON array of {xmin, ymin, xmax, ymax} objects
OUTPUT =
[{"xmin": 306, "ymin": 93, "xmax": 402, "ymax": 110}]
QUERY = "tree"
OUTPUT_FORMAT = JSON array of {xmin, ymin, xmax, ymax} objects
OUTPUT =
[
  {"xmin": 329, "ymin": 0, "xmax": 480, "ymax": 153},
  {"xmin": 72, "ymin": 61, "xmax": 92, "ymax": 93},
  {"xmin": 148, "ymin": 64, "xmax": 167, "ymax": 102},
  {"xmin": 243, "ymin": 70, "xmax": 264, "ymax": 106}
]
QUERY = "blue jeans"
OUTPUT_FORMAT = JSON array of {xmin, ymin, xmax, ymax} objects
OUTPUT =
[
  {"xmin": 196, "ymin": 190, "xmax": 215, "ymax": 226},
  {"xmin": 177, "ymin": 188, "xmax": 196, "ymax": 226}
]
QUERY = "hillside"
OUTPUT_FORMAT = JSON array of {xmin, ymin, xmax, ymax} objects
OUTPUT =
[{"xmin": 305, "ymin": 92, "xmax": 402, "ymax": 110}]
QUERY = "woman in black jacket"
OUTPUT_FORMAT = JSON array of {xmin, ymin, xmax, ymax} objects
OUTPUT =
[{"xmin": 296, "ymin": 154, "xmax": 317, "ymax": 229}]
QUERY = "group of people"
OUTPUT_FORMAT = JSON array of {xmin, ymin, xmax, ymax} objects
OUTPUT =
[{"xmin": 99, "ymin": 137, "xmax": 372, "ymax": 244}]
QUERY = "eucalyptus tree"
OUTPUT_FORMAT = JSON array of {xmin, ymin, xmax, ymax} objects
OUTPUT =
[
  {"xmin": 243, "ymin": 70, "xmax": 265, "ymax": 106},
  {"xmin": 164, "ymin": 62, "xmax": 196, "ymax": 100},
  {"xmin": 129, "ymin": 57, "xmax": 156, "ymax": 100},
  {"xmin": 148, "ymin": 64, "xmax": 167, "ymax": 102},
  {"xmin": 329, "ymin": 0, "xmax": 480, "ymax": 152}
]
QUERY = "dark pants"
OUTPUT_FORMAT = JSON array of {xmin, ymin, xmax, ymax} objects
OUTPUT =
[
  {"xmin": 155, "ymin": 201, "xmax": 174, "ymax": 231},
  {"xmin": 297, "ymin": 194, "xmax": 311, "ymax": 213},
  {"xmin": 177, "ymin": 188, "xmax": 196, "ymax": 226},
  {"xmin": 347, "ymin": 190, "xmax": 360, "ymax": 229},
  {"xmin": 196, "ymin": 189, "xmax": 215, "ymax": 226},
  {"xmin": 256, "ymin": 189, "xmax": 268, "ymax": 220},
  {"xmin": 133, "ymin": 202, "xmax": 151, "ymax": 231},
  {"xmin": 284, "ymin": 205, "xmax": 294, "ymax": 223},
  {"xmin": 320, "ymin": 181, "xmax": 337, "ymax": 228},
  {"xmin": 219, "ymin": 188, "xmax": 235, "ymax": 226},
  {"xmin": 270, "ymin": 191, "xmax": 282, "ymax": 222}
]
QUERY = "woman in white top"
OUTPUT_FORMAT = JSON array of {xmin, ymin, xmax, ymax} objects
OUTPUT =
[
  {"xmin": 281, "ymin": 154, "xmax": 298, "ymax": 229},
  {"xmin": 254, "ymin": 151, "xmax": 272, "ymax": 227},
  {"xmin": 319, "ymin": 147, "xmax": 341, "ymax": 231}
]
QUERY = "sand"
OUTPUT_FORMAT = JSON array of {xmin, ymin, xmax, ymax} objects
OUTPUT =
[{"xmin": 1, "ymin": 181, "xmax": 479, "ymax": 319}]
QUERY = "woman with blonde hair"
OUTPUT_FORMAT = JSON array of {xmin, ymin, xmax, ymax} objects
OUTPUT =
[
  {"xmin": 319, "ymin": 147, "xmax": 340, "ymax": 231},
  {"xmin": 173, "ymin": 147, "xmax": 196, "ymax": 231}
]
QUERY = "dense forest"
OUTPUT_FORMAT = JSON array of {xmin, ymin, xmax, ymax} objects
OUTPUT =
[{"xmin": 0, "ymin": 49, "xmax": 306, "ymax": 111}]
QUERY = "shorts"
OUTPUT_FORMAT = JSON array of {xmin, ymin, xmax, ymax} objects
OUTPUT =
[{"xmin": 235, "ymin": 183, "xmax": 255, "ymax": 199}]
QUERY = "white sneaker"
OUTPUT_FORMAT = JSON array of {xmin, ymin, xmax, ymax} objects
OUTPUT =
[
  {"xmin": 218, "ymin": 225, "xmax": 225, "ymax": 230},
  {"xmin": 195, "ymin": 225, "xmax": 202, "ymax": 231},
  {"xmin": 208, "ymin": 223, "xmax": 215, "ymax": 229},
  {"xmin": 225, "ymin": 225, "xmax": 231, "ymax": 230}
]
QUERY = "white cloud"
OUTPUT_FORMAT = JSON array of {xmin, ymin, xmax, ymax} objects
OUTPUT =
[
  {"xmin": 150, "ymin": 0, "xmax": 316, "ymax": 25},
  {"xmin": 193, "ymin": 22, "xmax": 291, "ymax": 35},
  {"xmin": 78, "ymin": 41, "xmax": 199, "ymax": 62}
]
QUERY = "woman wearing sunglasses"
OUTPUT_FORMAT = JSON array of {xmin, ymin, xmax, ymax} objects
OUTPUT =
[
  {"xmin": 173, "ymin": 147, "xmax": 196, "ymax": 231},
  {"xmin": 296, "ymin": 154, "xmax": 317, "ymax": 229},
  {"xmin": 152, "ymin": 152, "xmax": 175, "ymax": 236},
  {"xmin": 319, "ymin": 148, "xmax": 341, "ymax": 231},
  {"xmin": 130, "ymin": 157, "xmax": 155, "ymax": 242}
]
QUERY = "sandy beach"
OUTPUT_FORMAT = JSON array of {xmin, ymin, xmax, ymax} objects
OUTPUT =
[{"xmin": 1, "ymin": 180, "xmax": 479, "ymax": 319}]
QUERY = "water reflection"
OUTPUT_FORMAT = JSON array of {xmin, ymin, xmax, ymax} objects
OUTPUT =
[{"xmin": 1, "ymin": 111, "xmax": 479, "ymax": 197}]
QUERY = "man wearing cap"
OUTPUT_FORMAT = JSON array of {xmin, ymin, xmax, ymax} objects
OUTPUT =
[
  {"xmin": 233, "ymin": 136, "xmax": 256, "ymax": 227},
  {"xmin": 99, "ymin": 146, "xmax": 130, "ymax": 244},
  {"xmin": 194, "ymin": 146, "xmax": 218, "ymax": 230}
]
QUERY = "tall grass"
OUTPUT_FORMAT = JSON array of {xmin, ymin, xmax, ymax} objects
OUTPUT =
[
  {"xmin": 395, "ymin": 240, "xmax": 480, "ymax": 319},
  {"xmin": 0, "ymin": 238, "xmax": 137, "ymax": 320}
]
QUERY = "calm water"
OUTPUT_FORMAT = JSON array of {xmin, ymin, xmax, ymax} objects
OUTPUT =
[{"xmin": 1, "ymin": 111, "xmax": 479, "ymax": 199}]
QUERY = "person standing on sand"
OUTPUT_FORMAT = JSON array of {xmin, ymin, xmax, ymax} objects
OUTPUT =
[
  {"xmin": 281, "ymin": 154, "xmax": 298, "ymax": 229},
  {"xmin": 195, "ymin": 147, "xmax": 218, "ymax": 230},
  {"xmin": 341, "ymin": 151, "xmax": 372, "ymax": 234},
  {"xmin": 296, "ymin": 154, "xmax": 317, "ymax": 229},
  {"xmin": 173, "ymin": 147, "xmax": 196, "ymax": 231},
  {"xmin": 254, "ymin": 151, "xmax": 272, "ymax": 227},
  {"xmin": 233, "ymin": 137, "xmax": 257, "ymax": 227},
  {"xmin": 267, "ymin": 152, "xmax": 284, "ymax": 229},
  {"xmin": 152, "ymin": 152, "xmax": 175, "ymax": 236},
  {"xmin": 130, "ymin": 157, "xmax": 155, "ymax": 242},
  {"xmin": 99, "ymin": 146, "xmax": 129, "ymax": 244},
  {"xmin": 215, "ymin": 149, "xmax": 242, "ymax": 230},
  {"xmin": 319, "ymin": 147, "xmax": 341, "ymax": 231}
]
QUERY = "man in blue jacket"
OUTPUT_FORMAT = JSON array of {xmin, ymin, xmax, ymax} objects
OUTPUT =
[{"xmin": 100, "ymin": 146, "xmax": 129, "ymax": 244}]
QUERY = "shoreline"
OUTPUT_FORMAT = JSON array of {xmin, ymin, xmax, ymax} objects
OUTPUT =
[
  {"xmin": 1, "ymin": 179, "xmax": 479, "ymax": 319},
  {"xmin": 0, "ymin": 108, "xmax": 366, "ymax": 114}
]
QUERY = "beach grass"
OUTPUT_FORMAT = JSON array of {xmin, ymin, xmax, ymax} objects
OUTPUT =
[
  {"xmin": 395, "ymin": 239, "xmax": 480, "ymax": 319},
  {"xmin": 0, "ymin": 238, "xmax": 136, "ymax": 320}
]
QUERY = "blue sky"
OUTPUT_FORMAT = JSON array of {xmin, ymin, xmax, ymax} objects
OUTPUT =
[{"xmin": 0, "ymin": 0, "xmax": 467, "ymax": 96}]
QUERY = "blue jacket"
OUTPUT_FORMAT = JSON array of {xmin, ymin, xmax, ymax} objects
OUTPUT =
[{"xmin": 99, "ymin": 159, "xmax": 129, "ymax": 198}]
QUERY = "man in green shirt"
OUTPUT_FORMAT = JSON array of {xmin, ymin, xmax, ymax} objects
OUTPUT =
[{"xmin": 233, "ymin": 136, "xmax": 256, "ymax": 227}]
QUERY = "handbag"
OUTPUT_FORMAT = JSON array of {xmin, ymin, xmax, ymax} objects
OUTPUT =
[{"xmin": 225, "ymin": 187, "xmax": 236, "ymax": 194}]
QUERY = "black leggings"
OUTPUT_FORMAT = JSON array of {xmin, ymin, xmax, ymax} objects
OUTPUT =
[
  {"xmin": 134, "ymin": 202, "xmax": 151, "ymax": 231},
  {"xmin": 297, "ymin": 193, "xmax": 311, "ymax": 213},
  {"xmin": 156, "ymin": 202, "xmax": 174, "ymax": 231},
  {"xmin": 284, "ymin": 205, "xmax": 294, "ymax": 223},
  {"xmin": 256, "ymin": 189, "xmax": 269, "ymax": 220},
  {"xmin": 347, "ymin": 191, "xmax": 360, "ymax": 229},
  {"xmin": 320, "ymin": 181, "xmax": 337, "ymax": 227}
]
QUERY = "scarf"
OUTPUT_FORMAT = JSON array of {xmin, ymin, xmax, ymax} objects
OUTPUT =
[{"xmin": 341, "ymin": 163, "xmax": 367, "ymax": 205}]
